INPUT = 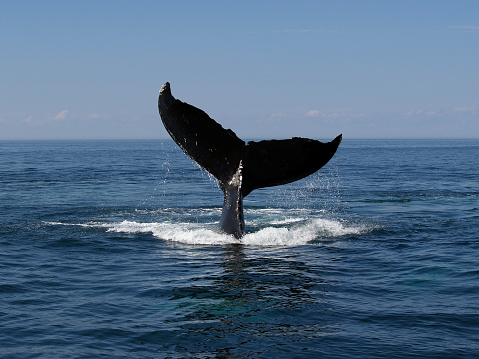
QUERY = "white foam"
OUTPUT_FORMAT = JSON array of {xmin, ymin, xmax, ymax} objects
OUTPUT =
[
  {"xmin": 107, "ymin": 220, "xmax": 237, "ymax": 245},
  {"xmin": 45, "ymin": 207, "xmax": 369, "ymax": 246},
  {"xmin": 54, "ymin": 216, "xmax": 366, "ymax": 247},
  {"xmin": 242, "ymin": 218, "xmax": 366, "ymax": 246},
  {"xmin": 268, "ymin": 217, "xmax": 306, "ymax": 225}
]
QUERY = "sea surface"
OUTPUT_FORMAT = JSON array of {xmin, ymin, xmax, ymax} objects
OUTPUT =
[{"xmin": 1, "ymin": 139, "xmax": 478, "ymax": 358}]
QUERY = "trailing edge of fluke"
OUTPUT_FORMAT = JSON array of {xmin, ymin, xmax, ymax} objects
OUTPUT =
[{"xmin": 158, "ymin": 82, "xmax": 342, "ymax": 239}]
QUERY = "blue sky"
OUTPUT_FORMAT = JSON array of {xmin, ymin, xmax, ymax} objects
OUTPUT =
[{"xmin": 1, "ymin": 0, "xmax": 478, "ymax": 140}]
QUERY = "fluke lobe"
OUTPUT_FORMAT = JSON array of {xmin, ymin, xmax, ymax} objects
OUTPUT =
[{"xmin": 158, "ymin": 82, "xmax": 342, "ymax": 239}]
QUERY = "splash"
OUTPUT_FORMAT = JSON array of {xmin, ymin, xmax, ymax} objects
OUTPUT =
[
  {"xmin": 240, "ymin": 218, "xmax": 365, "ymax": 246},
  {"xmin": 51, "ymin": 216, "xmax": 368, "ymax": 247}
]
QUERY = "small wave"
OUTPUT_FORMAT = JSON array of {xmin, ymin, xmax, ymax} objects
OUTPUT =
[
  {"xmin": 107, "ymin": 221, "xmax": 236, "ymax": 245},
  {"xmin": 48, "ymin": 217, "xmax": 369, "ymax": 247},
  {"xmin": 268, "ymin": 217, "xmax": 306, "ymax": 225},
  {"xmin": 242, "ymin": 218, "xmax": 367, "ymax": 246}
]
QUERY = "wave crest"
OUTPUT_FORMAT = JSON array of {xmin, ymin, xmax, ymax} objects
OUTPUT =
[{"xmin": 94, "ymin": 217, "xmax": 368, "ymax": 246}]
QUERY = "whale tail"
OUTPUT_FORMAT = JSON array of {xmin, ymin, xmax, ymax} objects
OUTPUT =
[{"xmin": 158, "ymin": 82, "xmax": 342, "ymax": 238}]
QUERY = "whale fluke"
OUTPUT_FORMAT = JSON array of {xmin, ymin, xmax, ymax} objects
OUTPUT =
[{"xmin": 158, "ymin": 82, "xmax": 342, "ymax": 239}]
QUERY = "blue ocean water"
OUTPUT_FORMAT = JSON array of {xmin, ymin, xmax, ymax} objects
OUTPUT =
[{"xmin": 0, "ymin": 139, "xmax": 478, "ymax": 358}]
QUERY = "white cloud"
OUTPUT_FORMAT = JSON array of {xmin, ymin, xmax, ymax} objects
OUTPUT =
[
  {"xmin": 261, "ymin": 112, "xmax": 290, "ymax": 124},
  {"xmin": 449, "ymin": 25, "xmax": 479, "ymax": 32},
  {"xmin": 454, "ymin": 106, "xmax": 476, "ymax": 112},
  {"xmin": 305, "ymin": 110, "xmax": 320, "ymax": 117},
  {"xmin": 406, "ymin": 110, "xmax": 425, "ymax": 116},
  {"xmin": 52, "ymin": 110, "xmax": 69, "ymax": 121},
  {"xmin": 23, "ymin": 116, "xmax": 33, "ymax": 123},
  {"xmin": 275, "ymin": 29, "xmax": 340, "ymax": 34},
  {"xmin": 282, "ymin": 29, "xmax": 314, "ymax": 33}
]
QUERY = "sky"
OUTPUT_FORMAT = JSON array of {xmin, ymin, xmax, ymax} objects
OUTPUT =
[{"xmin": 1, "ymin": 0, "xmax": 478, "ymax": 140}]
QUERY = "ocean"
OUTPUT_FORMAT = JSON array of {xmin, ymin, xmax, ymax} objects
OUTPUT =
[{"xmin": 1, "ymin": 139, "xmax": 478, "ymax": 358}]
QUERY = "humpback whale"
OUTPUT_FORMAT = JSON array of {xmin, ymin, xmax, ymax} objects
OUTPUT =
[{"xmin": 158, "ymin": 82, "xmax": 342, "ymax": 239}]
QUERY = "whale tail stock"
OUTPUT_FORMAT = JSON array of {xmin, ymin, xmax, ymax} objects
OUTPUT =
[{"xmin": 158, "ymin": 82, "xmax": 342, "ymax": 238}]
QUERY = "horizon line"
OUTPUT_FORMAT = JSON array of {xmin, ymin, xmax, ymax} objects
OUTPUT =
[{"xmin": 1, "ymin": 137, "xmax": 479, "ymax": 142}]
